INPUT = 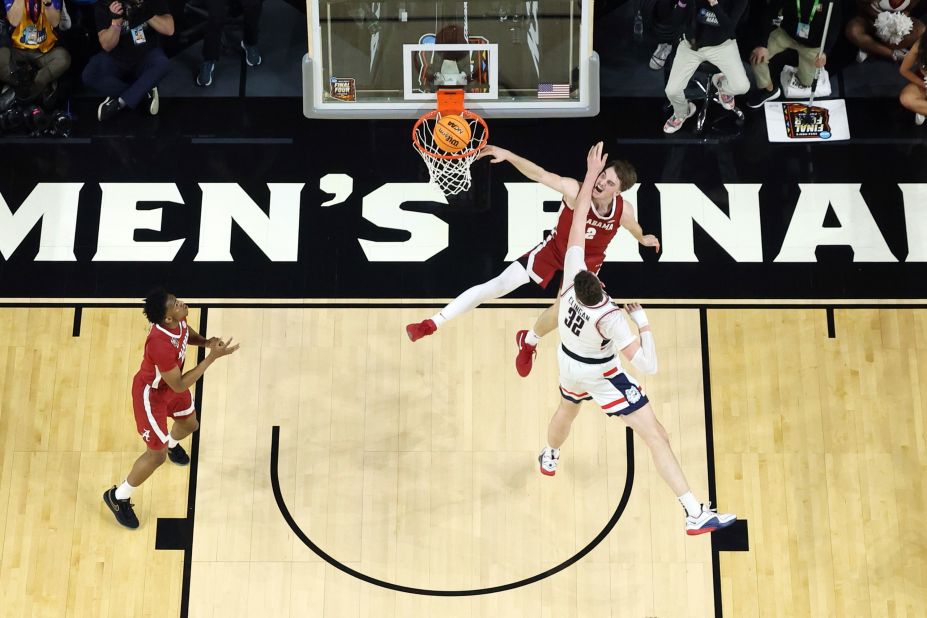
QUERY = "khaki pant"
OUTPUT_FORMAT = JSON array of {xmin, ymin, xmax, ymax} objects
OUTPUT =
[
  {"xmin": 0, "ymin": 46, "xmax": 71, "ymax": 101},
  {"xmin": 752, "ymin": 27, "xmax": 818, "ymax": 89},
  {"xmin": 665, "ymin": 38, "xmax": 751, "ymax": 118}
]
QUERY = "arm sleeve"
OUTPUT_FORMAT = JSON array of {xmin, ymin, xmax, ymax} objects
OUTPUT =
[
  {"xmin": 761, "ymin": 0, "xmax": 783, "ymax": 45},
  {"xmin": 711, "ymin": 0, "xmax": 735, "ymax": 30},
  {"xmin": 728, "ymin": 0, "xmax": 749, "ymax": 27},
  {"xmin": 669, "ymin": 0, "xmax": 689, "ymax": 30},
  {"xmin": 629, "ymin": 331, "xmax": 658, "ymax": 374},
  {"xmin": 562, "ymin": 246, "xmax": 587, "ymax": 287}
]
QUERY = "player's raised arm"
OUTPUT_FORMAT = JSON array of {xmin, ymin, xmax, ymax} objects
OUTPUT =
[
  {"xmin": 186, "ymin": 325, "xmax": 222, "ymax": 348},
  {"xmin": 561, "ymin": 142, "xmax": 607, "ymax": 283},
  {"xmin": 617, "ymin": 303, "xmax": 657, "ymax": 374},
  {"xmin": 158, "ymin": 338, "xmax": 240, "ymax": 393},
  {"xmin": 567, "ymin": 142, "xmax": 607, "ymax": 251},
  {"xmin": 619, "ymin": 204, "xmax": 661, "ymax": 253},
  {"xmin": 476, "ymin": 144, "xmax": 581, "ymax": 198}
]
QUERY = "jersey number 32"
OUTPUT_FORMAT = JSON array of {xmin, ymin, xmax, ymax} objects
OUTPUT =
[{"xmin": 564, "ymin": 306, "xmax": 585, "ymax": 336}]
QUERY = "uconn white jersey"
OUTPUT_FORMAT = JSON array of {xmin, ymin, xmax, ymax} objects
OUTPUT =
[{"xmin": 558, "ymin": 247, "xmax": 636, "ymax": 361}]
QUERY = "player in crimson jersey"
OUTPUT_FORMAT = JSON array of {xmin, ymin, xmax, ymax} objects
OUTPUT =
[
  {"xmin": 405, "ymin": 144, "xmax": 660, "ymax": 377},
  {"xmin": 103, "ymin": 288, "xmax": 239, "ymax": 529}
]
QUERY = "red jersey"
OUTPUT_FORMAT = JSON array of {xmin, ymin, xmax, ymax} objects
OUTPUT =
[
  {"xmin": 136, "ymin": 321, "xmax": 190, "ymax": 391},
  {"xmin": 549, "ymin": 195, "xmax": 623, "ymax": 267}
]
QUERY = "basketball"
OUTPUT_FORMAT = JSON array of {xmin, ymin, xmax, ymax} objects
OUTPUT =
[{"xmin": 433, "ymin": 114, "xmax": 472, "ymax": 153}]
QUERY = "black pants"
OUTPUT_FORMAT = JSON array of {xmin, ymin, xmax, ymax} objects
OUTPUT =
[
  {"xmin": 82, "ymin": 47, "xmax": 171, "ymax": 109},
  {"xmin": 202, "ymin": 0, "xmax": 262, "ymax": 61}
]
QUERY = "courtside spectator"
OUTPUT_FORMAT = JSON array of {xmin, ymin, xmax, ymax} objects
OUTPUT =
[
  {"xmin": 82, "ymin": 0, "xmax": 172, "ymax": 121},
  {"xmin": 745, "ymin": 0, "xmax": 842, "ymax": 108},
  {"xmin": 0, "ymin": 0, "xmax": 70, "ymax": 103},
  {"xmin": 662, "ymin": 0, "xmax": 750, "ymax": 133}
]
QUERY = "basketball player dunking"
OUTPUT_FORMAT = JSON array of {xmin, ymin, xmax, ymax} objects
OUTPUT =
[
  {"xmin": 103, "ymin": 289, "xmax": 239, "ymax": 529},
  {"xmin": 545, "ymin": 142, "xmax": 736, "ymax": 535},
  {"xmin": 405, "ymin": 143, "xmax": 660, "ymax": 378}
]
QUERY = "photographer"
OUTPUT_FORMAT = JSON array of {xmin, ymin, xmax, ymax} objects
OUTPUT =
[
  {"xmin": 0, "ymin": 0, "xmax": 71, "ymax": 102},
  {"xmin": 662, "ymin": 0, "xmax": 750, "ymax": 134},
  {"xmin": 745, "ymin": 0, "xmax": 842, "ymax": 108},
  {"xmin": 82, "ymin": 0, "xmax": 172, "ymax": 121}
]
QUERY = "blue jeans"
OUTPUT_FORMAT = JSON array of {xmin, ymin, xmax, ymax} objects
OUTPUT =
[{"xmin": 82, "ymin": 47, "xmax": 171, "ymax": 109}]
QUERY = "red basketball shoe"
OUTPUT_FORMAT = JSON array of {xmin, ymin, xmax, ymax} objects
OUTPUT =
[
  {"xmin": 406, "ymin": 319, "xmax": 437, "ymax": 342},
  {"xmin": 515, "ymin": 330, "xmax": 537, "ymax": 377}
]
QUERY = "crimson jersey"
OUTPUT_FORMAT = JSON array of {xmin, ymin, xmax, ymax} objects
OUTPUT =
[
  {"xmin": 135, "ymin": 321, "xmax": 190, "ymax": 391},
  {"xmin": 549, "ymin": 195, "xmax": 623, "ymax": 272}
]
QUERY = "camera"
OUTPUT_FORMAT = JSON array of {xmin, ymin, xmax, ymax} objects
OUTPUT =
[
  {"xmin": 110, "ymin": 0, "xmax": 145, "ymax": 22},
  {"xmin": 0, "ymin": 102, "xmax": 72, "ymax": 137},
  {"xmin": 0, "ymin": 60, "xmax": 71, "ymax": 139}
]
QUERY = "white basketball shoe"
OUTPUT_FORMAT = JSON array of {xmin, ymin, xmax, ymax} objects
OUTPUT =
[
  {"xmin": 538, "ymin": 447, "xmax": 559, "ymax": 476},
  {"xmin": 685, "ymin": 503, "xmax": 737, "ymax": 535}
]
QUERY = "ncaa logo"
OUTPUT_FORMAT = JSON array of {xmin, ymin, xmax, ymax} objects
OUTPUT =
[{"xmin": 624, "ymin": 386, "xmax": 642, "ymax": 404}]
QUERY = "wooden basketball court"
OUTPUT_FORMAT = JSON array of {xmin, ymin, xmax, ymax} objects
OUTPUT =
[{"xmin": 1, "ymin": 300, "xmax": 924, "ymax": 616}]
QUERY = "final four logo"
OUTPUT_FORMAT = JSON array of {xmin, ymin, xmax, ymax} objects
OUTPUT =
[
  {"xmin": 782, "ymin": 103, "xmax": 832, "ymax": 140},
  {"xmin": 329, "ymin": 77, "xmax": 356, "ymax": 102}
]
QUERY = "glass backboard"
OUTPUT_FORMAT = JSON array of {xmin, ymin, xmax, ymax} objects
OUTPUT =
[{"xmin": 303, "ymin": 1, "xmax": 599, "ymax": 118}]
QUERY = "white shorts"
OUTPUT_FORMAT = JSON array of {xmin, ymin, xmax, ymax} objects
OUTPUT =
[{"xmin": 557, "ymin": 347, "xmax": 649, "ymax": 416}]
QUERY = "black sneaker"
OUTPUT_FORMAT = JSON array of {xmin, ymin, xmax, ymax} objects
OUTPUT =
[
  {"xmin": 745, "ymin": 87, "xmax": 780, "ymax": 109},
  {"xmin": 97, "ymin": 96, "xmax": 121, "ymax": 121},
  {"xmin": 103, "ymin": 486, "xmax": 139, "ymax": 529},
  {"xmin": 241, "ymin": 40, "xmax": 262, "ymax": 67},
  {"xmin": 147, "ymin": 87, "xmax": 159, "ymax": 115},
  {"xmin": 196, "ymin": 61, "xmax": 216, "ymax": 87},
  {"xmin": 168, "ymin": 443, "xmax": 190, "ymax": 465}
]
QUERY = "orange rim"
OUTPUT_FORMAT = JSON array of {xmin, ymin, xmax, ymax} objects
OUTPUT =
[{"xmin": 411, "ymin": 109, "xmax": 490, "ymax": 161}]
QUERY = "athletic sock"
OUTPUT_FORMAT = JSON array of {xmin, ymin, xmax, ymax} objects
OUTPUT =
[
  {"xmin": 678, "ymin": 491, "xmax": 702, "ymax": 518},
  {"xmin": 168, "ymin": 436, "xmax": 179, "ymax": 449},
  {"xmin": 115, "ymin": 480, "xmax": 135, "ymax": 500},
  {"xmin": 546, "ymin": 445, "xmax": 560, "ymax": 458},
  {"xmin": 430, "ymin": 312, "xmax": 446, "ymax": 328},
  {"xmin": 525, "ymin": 330, "xmax": 540, "ymax": 346}
]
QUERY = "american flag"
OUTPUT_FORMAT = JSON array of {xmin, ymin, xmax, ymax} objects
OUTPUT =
[{"xmin": 537, "ymin": 83, "xmax": 571, "ymax": 99}]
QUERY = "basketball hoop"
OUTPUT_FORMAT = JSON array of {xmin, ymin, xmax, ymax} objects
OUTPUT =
[{"xmin": 412, "ymin": 89, "xmax": 489, "ymax": 196}]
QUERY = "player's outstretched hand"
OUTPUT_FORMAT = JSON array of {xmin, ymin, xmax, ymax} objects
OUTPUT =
[
  {"xmin": 476, "ymin": 145, "xmax": 508, "ymax": 163},
  {"xmin": 208, "ymin": 337, "xmax": 240, "ymax": 358},
  {"xmin": 640, "ymin": 235, "xmax": 661, "ymax": 253},
  {"xmin": 586, "ymin": 142, "xmax": 607, "ymax": 174},
  {"xmin": 624, "ymin": 304, "xmax": 649, "ymax": 329}
]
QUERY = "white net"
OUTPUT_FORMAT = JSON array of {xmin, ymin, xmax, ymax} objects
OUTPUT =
[{"xmin": 413, "ymin": 111, "xmax": 488, "ymax": 196}]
